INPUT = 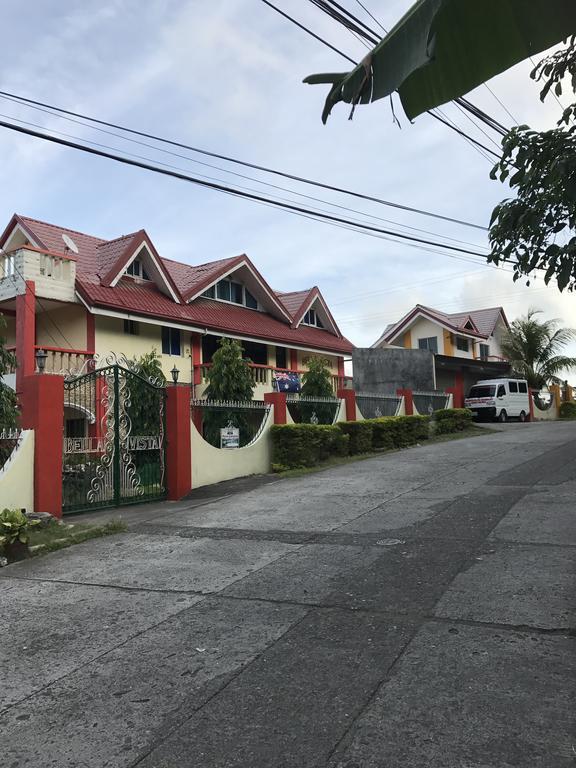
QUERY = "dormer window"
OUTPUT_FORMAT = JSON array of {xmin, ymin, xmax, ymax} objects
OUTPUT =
[
  {"xmin": 126, "ymin": 259, "xmax": 150, "ymax": 280},
  {"xmin": 303, "ymin": 308, "xmax": 324, "ymax": 328},
  {"xmin": 201, "ymin": 278, "xmax": 259, "ymax": 309}
]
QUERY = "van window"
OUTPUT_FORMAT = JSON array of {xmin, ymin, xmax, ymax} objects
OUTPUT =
[
  {"xmin": 468, "ymin": 385, "xmax": 495, "ymax": 398},
  {"xmin": 518, "ymin": 382, "xmax": 527, "ymax": 393},
  {"xmin": 508, "ymin": 381, "xmax": 518, "ymax": 393},
  {"xmin": 497, "ymin": 385, "xmax": 506, "ymax": 397}
]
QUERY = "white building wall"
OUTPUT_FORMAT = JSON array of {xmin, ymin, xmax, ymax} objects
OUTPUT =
[{"xmin": 410, "ymin": 318, "xmax": 445, "ymax": 354}]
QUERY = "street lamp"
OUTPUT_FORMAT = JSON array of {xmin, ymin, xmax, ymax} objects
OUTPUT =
[
  {"xmin": 35, "ymin": 348, "xmax": 48, "ymax": 374},
  {"xmin": 170, "ymin": 366, "xmax": 180, "ymax": 385}
]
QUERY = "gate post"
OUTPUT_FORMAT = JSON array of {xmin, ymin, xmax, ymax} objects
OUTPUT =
[
  {"xmin": 264, "ymin": 391, "xmax": 287, "ymax": 424},
  {"xmin": 397, "ymin": 388, "xmax": 414, "ymax": 416},
  {"xmin": 166, "ymin": 385, "xmax": 192, "ymax": 500},
  {"xmin": 337, "ymin": 388, "xmax": 357, "ymax": 421},
  {"xmin": 20, "ymin": 374, "xmax": 64, "ymax": 518}
]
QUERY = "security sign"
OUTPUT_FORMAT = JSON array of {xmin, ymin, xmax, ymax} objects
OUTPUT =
[{"xmin": 220, "ymin": 426, "xmax": 240, "ymax": 449}]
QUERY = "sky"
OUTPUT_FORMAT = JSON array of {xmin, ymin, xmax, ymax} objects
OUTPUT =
[{"xmin": 1, "ymin": 0, "xmax": 574, "ymax": 370}]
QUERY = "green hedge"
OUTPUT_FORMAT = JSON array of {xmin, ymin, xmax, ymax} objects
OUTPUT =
[
  {"xmin": 337, "ymin": 421, "xmax": 373, "ymax": 454},
  {"xmin": 270, "ymin": 424, "xmax": 349, "ymax": 471},
  {"xmin": 270, "ymin": 408, "xmax": 474, "ymax": 470},
  {"xmin": 432, "ymin": 408, "xmax": 474, "ymax": 433},
  {"xmin": 559, "ymin": 401, "xmax": 576, "ymax": 419}
]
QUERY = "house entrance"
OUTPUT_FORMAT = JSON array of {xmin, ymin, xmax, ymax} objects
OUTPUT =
[{"xmin": 62, "ymin": 364, "xmax": 166, "ymax": 514}]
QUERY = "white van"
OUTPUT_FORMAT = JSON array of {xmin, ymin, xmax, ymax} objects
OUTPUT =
[{"xmin": 464, "ymin": 378, "xmax": 530, "ymax": 423}]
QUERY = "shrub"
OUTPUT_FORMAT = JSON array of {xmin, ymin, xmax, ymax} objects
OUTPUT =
[
  {"xmin": 433, "ymin": 408, "xmax": 474, "ymax": 434},
  {"xmin": 337, "ymin": 421, "xmax": 373, "ymax": 454},
  {"xmin": 370, "ymin": 419, "xmax": 396, "ymax": 451},
  {"xmin": 559, "ymin": 401, "xmax": 576, "ymax": 419},
  {"xmin": 271, "ymin": 424, "xmax": 348, "ymax": 470},
  {"xmin": 370, "ymin": 415, "xmax": 430, "ymax": 448}
]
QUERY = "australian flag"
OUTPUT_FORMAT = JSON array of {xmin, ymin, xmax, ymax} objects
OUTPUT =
[{"xmin": 273, "ymin": 370, "xmax": 301, "ymax": 393}]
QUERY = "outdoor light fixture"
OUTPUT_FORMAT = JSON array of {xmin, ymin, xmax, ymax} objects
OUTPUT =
[
  {"xmin": 171, "ymin": 366, "xmax": 180, "ymax": 385},
  {"xmin": 35, "ymin": 348, "xmax": 48, "ymax": 374}
]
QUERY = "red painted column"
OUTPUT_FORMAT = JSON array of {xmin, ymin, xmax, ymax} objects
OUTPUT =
[
  {"xmin": 528, "ymin": 389, "xmax": 535, "ymax": 422},
  {"xmin": 397, "ymin": 388, "xmax": 414, "ymax": 416},
  {"xmin": 166, "ymin": 385, "xmax": 192, "ymax": 500},
  {"xmin": 191, "ymin": 333, "xmax": 202, "ymax": 388},
  {"xmin": 290, "ymin": 349, "xmax": 299, "ymax": 372},
  {"xmin": 20, "ymin": 374, "xmax": 64, "ymax": 518},
  {"xmin": 338, "ymin": 388, "xmax": 356, "ymax": 421},
  {"xmin": 16, "ymin": 280, "xmax": 36, "ymax": 392},
  {"xmin": 264, "ymin": 391, "xmax": 287, "ymax": 424},
  {"xmin": 453, "ymin": 371, "xmax": 465, "ymax": 408}
]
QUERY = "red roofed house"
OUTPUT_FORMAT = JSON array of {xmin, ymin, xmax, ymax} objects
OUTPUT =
[
  {"xmin": 0, "ymin": 214, "xmax": 353, "ymax": 401},
  {"xmin": 372, "ymin": 303, "xmax": 511, "ymax": 398}
]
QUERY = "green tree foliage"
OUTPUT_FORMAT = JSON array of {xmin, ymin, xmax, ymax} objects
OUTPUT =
[
  {"xmin": 500, "ymin": 309, "xmax": 576, "ymax": 388},
  {"xmin": 205, "ymin": 338, "xmax": 255, "ymax": 401},
  {"xmin": 301, "ymin": 356, "xmax": 334, "ymax": 398},
  {"xmin": 0, "ymin": 313, "xmax": 18, "ymax": 432},
  {"xmin": 488, "ymin": 38, "xmax": 576, "ymax": 291},
  {"xmin": 299, "ymin": 356, "xmax": 336, "ymax": 425},
  {"xmin": 128, "ymin": 350, "xmax": 166, "ymax": 436},
  {"xmin": 203, "ymin": 338, "xmax": 256, "ymax": 446}
]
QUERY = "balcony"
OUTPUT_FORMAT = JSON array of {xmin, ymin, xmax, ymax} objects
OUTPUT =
[
  {"xmin": 197, "ymin": 363, "xmax": 352, "ymax": 395},
  {"xmin": 5, "ymin": 346, "xmax": 94, "ymax": 377},
  {"xmin": 0, "ymin": 247, "xmax": 76, "ymax": 303}
]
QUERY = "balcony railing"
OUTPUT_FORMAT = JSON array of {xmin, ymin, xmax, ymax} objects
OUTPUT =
[{"xmin": 198, "ymin": 362, "xmax": 352, "ymax": 394}]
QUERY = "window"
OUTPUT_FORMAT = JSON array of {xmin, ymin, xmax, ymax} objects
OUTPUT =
[
  {"xmin": 303, "ymin": 308, "xmax": 324, "ymax": 328},
  {"xmin": 468, "ymin": 385, "xmax": 496, "ymax": 398},
  {"xmin": 456, "ymin": 337, "xmax": 469, "ymax": 352},
  {"xmin": 123, "ymin": 319, "xmax": 139, "ymax": 335},
  {"xmin": 201, "ymin": 334, "xmax": 220, "ymax": 364},
  {"xmin": 2, "ymin": 254, "xmax": 15, "ymax": 278},
  {"xmin": 518, "ymin": 382, "xmax": 528, "ymax": 393},
  {"xmin": 202, "ymin": 279, "xmax": 259, "ymax": 309},
  {"xmin": 241, "ymin": 340, "xmax": 268, "ymax": 365},
  {"xmin": 508, "ymin": 381, "xmax": 518, "ymax": 393},
  {"xmin": 126, "ymin": 259, "xmax": 150, "ymax": 280},
  {"xmin": 497, "ymin": 385, "xmax": 506, "ymax": 398},
  {"xmin": 275, "ymin": 346, "xmax": 287, "ymax": 369},
  {"xmin": 479, "ymin": 343, "xmax": 490, "ymax": 360},
  {"xmin": 162, "ymin": 327, "xmax": 181, "ymax": 356},
  {"xmin": 418, "ymin": 337, "xmax": 438, "ymax": 353}
]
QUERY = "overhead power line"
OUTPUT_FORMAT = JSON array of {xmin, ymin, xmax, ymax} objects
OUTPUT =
[
  {"xmin": 0, "ymin": 117, "xmax": 500, "ymax": 266},
  {"xmin": 0, "ymin": 89, "xmax": 488, "ymax": 232}
]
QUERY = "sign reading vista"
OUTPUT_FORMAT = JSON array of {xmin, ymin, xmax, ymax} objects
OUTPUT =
[
  {"xmin": 220, "ymin": 426, "xmax": 240, "ymax": 449},
  {"xmin": 64, "ymin": 435, "xmax": 163, "ymax": 454}
]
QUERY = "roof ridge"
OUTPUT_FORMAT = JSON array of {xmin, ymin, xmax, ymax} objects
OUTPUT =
[
  {"xmin": 97, "ymin": 231, "xmax": 142, "ymax": 248},
  {"xmin": 18, "ymin": 215, "xmax": 107, "ymax": 243}
]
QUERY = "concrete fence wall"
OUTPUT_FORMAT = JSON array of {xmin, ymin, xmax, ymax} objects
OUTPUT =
[
  {"xmin": 0, "ymin": 430, "xmax": 35, "ymax": 512},
  {"xmin": 190, "ymin": 406, "xmax": 275, "ymax": 488}
]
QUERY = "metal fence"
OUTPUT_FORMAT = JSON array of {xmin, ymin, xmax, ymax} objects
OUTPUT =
[
  {"xmin": 191, "ymin": 399, "xmax": 271, "ymax": 447},
  {"xmin": 412, "ymin": 391, "xmax": 450, "ymax": 415},
  {"xmin": 286, "ymin": 394, "xmax": 341, "ymax": 425},
  {"xmin": 0, "ymin": 428, "xmax": 21, "ymax": 472},
  {"xmin": 355, "ymin": 393, "xmax": 402, "ymax": 419}
]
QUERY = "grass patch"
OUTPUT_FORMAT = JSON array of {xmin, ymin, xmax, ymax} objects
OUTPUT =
[
  {"xmin": 276, "ymin": 425, "xmax": 492, "ymax": 479},
  {"xmin": 27, "ymin": 519, "xmax": 127, "ymax": 556}
]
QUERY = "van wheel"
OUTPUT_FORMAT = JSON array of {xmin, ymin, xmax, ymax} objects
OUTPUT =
[
  {"xmin": 498, "ymin": 410, "xmax": 507, "ymax": 423},
  {"xmin": 519, "ymin": 411, "xmax": 527, "ymax": 423}
]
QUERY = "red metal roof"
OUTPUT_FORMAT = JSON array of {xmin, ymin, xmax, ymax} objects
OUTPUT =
[
  {"xmin": 379, "ymin": 303, "xmax": 507, "ymax": 345},
  {"xmin": 10, "ymin": 215, "xmax": 352, "ymax": 355}
]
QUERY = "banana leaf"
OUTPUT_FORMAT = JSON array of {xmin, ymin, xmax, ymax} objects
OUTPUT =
[{"xmin": 304, "ymin": 0, "xmax": 576, "ymax": 123}]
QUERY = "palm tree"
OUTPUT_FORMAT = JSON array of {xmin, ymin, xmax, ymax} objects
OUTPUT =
[{"xmin": 501, "ymin": 309, "xmax": 576, "ymax": 389}]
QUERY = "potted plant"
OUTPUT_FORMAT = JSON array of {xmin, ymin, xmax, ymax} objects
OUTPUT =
[{"xmin": 0, "ymin": 509, "xmax": 40, "ymax": 563}]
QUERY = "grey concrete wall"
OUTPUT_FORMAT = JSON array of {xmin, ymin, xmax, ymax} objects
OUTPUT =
[{"xmin": 353, "ymin": 348, "xmax": 435, "ymax": 395}]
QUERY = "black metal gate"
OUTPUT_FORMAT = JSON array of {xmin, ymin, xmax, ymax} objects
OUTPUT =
[{"xmin": 62, "ymin": 365, "xmax": 166, "ymax": 514}]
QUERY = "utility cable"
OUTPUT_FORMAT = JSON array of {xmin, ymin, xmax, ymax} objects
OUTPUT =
[{"xmin": 0, "ymin": 89, "xmax": 489, "ymax": 231}]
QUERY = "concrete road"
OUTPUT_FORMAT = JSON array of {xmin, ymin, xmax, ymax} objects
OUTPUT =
[{"xmin": 1, "ymin": 421, "xmax": 575, "ymax": 767}]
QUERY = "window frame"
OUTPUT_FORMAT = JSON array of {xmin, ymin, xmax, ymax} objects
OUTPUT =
[
  {"xmin": 456, "ymin": 336, "xmax": 469, "ymax": 352},
  {"xmin": 518, "ymin": 382, "xmax": 528, "ymax": 394},
  {"xmin": 123, "ymin": 319, "xmax": 140, "ymax": 336},
  {"xmin": 508, "ymin": 380, "xmax": 518, "ymax": 393},
  {"xmin": 302, "ymin": 308, "xmax": 324, "ymax": 328},
  {"xmin": 418, "ymin": 336, "xmax": 438, "ymax": 354},
  {"xmin": 202, "ymin": 278, "xmax": 261, "ymax": 310},
  {"xmin": 162, "ymin": 326, "xmax": 181, "ymax": 356},
  {"xmin": 126, "ymin": 259, "xmax": 150, "ymax": 281},
  {"xmin": 479, "ymin": 343, "xmax": 490, "ymax": 361}
]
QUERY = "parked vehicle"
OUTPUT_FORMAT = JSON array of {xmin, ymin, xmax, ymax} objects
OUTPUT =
[{"xmin": 465, "ymin": 378, "xmax": 530, "ymax": 423}]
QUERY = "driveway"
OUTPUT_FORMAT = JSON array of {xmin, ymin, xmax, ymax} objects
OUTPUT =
[{"xmin": 1, "ymin": 421, "xmax": 575, "ymax": 767}]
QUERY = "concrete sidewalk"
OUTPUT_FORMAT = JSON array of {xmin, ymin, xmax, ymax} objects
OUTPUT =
[{"xmin": 1, "ymin": 421, "xmax": 575, "ymax": 767}]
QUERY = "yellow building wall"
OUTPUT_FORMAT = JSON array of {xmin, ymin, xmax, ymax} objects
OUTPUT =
[
  {"xmin": 0, "ymin": 431, "xmax": 35, "ymax": 512},
  {"xmin": 94, "ymin": 316, "xmax": 193, "ymax": 383},
  {"xmin": 36, "ymin": 303, "xmax": 88, "ymax": 349},
  {"xmin": 443, "ymin": 330, "xmax": 453, "ymax": 356},
  {"xmin": 403, "ymin": 331, "xmax": 412, "ymax": 349}
]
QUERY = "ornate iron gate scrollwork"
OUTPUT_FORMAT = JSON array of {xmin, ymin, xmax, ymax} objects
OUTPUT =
[{"xmin": 62, "ymin": 365, "xmax": 166, "ymax": 513}]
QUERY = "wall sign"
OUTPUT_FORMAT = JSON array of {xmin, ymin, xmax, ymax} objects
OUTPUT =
[{"xmin": 220, "ymin": 426, "xmax": 240, "ymax": 449}]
